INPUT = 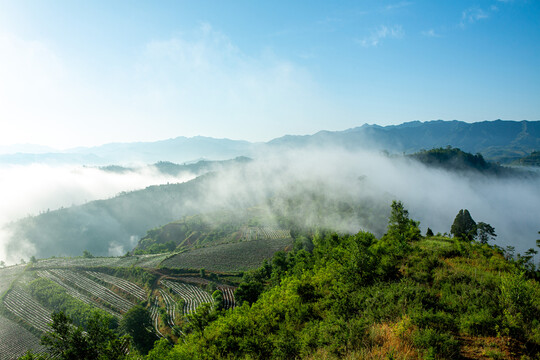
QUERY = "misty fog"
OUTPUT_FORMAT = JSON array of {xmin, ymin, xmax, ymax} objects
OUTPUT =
[
  {"xmin": 1, "ymin": 147, "xmax": 539, "ymax": 265},
  {"xmin": 0, "ymin": 164, "xmax": 195, "ymax": 264}
]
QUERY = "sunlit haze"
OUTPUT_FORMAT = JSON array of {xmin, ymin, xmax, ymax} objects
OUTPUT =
[{"xmin": 0, "ymin": 0, "xmax": 539, "ymax": 148}]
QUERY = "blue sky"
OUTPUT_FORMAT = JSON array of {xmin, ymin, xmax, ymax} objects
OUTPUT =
[{"xmin": 0, "ymin": 0, "xmax": 539, "ymax": 148}]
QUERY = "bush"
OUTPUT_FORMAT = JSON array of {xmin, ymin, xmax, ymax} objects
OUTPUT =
[{"xmin": 412, "ymin": 328, "xmax": 460, "ymax": 359}]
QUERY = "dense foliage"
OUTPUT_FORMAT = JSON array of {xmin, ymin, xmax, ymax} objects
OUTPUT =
[
  {"xmin": 17, "ymin": 201, "xmax": 540, "ymax": 359},
  {"xmin": 19, "ymin": 311, "xmax": 129, "ymax": 360},
  {"xmin": 144, "ymin": 201, "xmax": 540, "ymax": 359}
]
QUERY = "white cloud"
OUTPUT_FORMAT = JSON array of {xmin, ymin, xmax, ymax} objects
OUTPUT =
[
  {"xmin": 384, "ymin": 1, "xmax": 413, "ymax": 11},
  {"xmin": 421, "ymin": 29, "xmax": 441, "ymax": 38},
  {"xmin": 460, "ymin": 7, "xmax": 490, "ymax": 26},
  {"xmin": 357, "ymin": 25, "xmax": 404, "ymax": 47}
]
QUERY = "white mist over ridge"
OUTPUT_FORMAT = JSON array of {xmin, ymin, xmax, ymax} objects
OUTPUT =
[
  {"xmin": 1, "ymin": 147, "xmax": 539, "ymax": 266},
  {"xmin": 0, "ymin": 164, "xmax": 195, "ymax": 264},
  {"xmin": 194, "ymin": 147, "xmax": 540, "ymax": 255}
]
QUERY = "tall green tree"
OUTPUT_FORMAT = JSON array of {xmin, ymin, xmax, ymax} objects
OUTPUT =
[
  {"xmin": 476, "ymin": 222, "xmax": 496, "ymax": 244},
  {"xmin": 386, "ymin": 200, "xmax": 421, "ymax": 243},
  {"xmin": 120, "ymin": 305, "xmax": 157, "ymax": 355},
  {"xmin": 450, "ymin": 209, "xmax": 476, "ymax": 241}
]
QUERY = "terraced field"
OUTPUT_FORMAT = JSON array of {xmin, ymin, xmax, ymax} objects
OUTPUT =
[
  {"xmin": 0, "ymin": 315, "xmax": 46, "ymax": 360},
  {"xmin": 37, "ymin": 270, "xmax": 121, "ymax": 317},
  {"xmin": 160, "ymin": 280, "xmax": 213, "ymax": 315},
  {"xmin": 0, "ymin": 265, "xmax": 26, "ymax": 296},
  {"xmin": 240, "ymin": 227, "xmax": 291, "ymax": 241},
  {"xmin": 86, "ymin": 271, "xmax": 147, "ymax": 301},
  {"xmin": 149, "ymin": 296, "xmax": 164, "ymax": 337},
  {"xmin": 159, "ymin": 289, "xmax": 177, "ymax": 327},
  {"xmin": 0, "ymin": 252, "xmax": 241, "ymax": 358},
  {"xmin": 172, "ymin": 276, "xmax": 236, "ymax": 309},
  {"xmin": 50, "ymin": 269, "xmax": 135, "ymax": 313},
  {"xmin": 31, "ymin": 253, "xmax": 169, "ymax": 269},
  {"xmin": 161, "ymin": 237, "xmax": 294, "ymax": 271},
  {"xmin": 3, "ymin": 286, "xmax": 52, "ymax": 333}
]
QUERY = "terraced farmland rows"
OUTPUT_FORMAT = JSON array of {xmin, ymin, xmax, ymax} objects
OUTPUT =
[
  {"xmin": 161, "ymin": 237, "xmax": 294, "ymax": 271},
  {"xmin": 3, "ymin": 287, "xmax": 52, "ymax": 333},
  {"xmin": 149, "ymin": 297, "xmax": 163, "ymax": 337},
  {"xmin": 31, "ymin": 253, "xmax": 168, "ymax": 269},
  {"xmin": 241, "ymin": 227, "xmax": 291, "ymax": 241},
  {"xmin": 159, "ymin": 289, "xmax": 176, "ymax": 327},
  {"xmin": 0, "ymin": 265, "xmax": 26, "ymax": 296},
  {"xmin": 218, "ymin": 286, "xmax": 236, "ymax": 309},
  {"xmin": 36, "ymin": 270, "xmax": 121, "ymax": 318},
  {"xmin": 160, "ymin": 280, "xmax": 213, "ymax": 314},
  {"xmin": 0, "ymin": 315, "xmax": 46, "ymax": 360},
  {"xmin": 86, "ymin": 271, "xmax": 147, "ymax": 301},
  {"xmin": 166, "ymin": 277, "xmax": 236, "ymax": 309},
  {"xmin": 134, "ymin": 253, "xmax": 169, "ymax": 268},
  {"xmin": 50, "ymin": 269, "xmax": 134, "ymax": 313}
]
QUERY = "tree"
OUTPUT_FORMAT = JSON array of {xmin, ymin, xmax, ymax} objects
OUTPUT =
[
  {"xmin": 0, "ymin": 260, "xmax": 5, "ymax": 268},
  {"xmin": 235, "ymin": 281, "xmax": 264, "ymax": 305},
  {"xmin": 426, "ymin": 228, "xmax": 434, "ymax": 237},
  {"xmin": 82, "ymin": 250, "xmax": 94, "ymax": 259},
  {"xmin": 212, "ymin": 289, "xmax": 224, "ymax": 311},
  {"xmin": 476, "ymin": 222, "xmax": 496, "ymax": 244},
  {"xmin": 19, "ymin": 311, "xmax": 128, "ymax": 360},
  {"xmin": 184, "ymin": 303, "xmax": 218, "ymax": 334},
  {"xmin": 450, "ymin": 209, "xmax": 476, "ymax": 241},
  {"xmin": 386, "ymin": 200, "xmax": 421, "ymax": 243},
  {"xmin": 120, "ymin": 305, "xmax": 157, "ymax": 354}
]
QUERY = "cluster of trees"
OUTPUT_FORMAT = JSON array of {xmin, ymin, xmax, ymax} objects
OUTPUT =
[
  {"xmin": 20, "ymin": 305, "xmax": 157, "ymax": 359},
  {"xmin": 450, "ymin": 209, "xmax": 497, "ymax": 244}
]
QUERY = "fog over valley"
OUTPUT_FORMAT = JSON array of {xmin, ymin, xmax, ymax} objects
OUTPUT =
[{"xmin": 1, "ymin": 145, "xmax": 538, "ymax": 265}]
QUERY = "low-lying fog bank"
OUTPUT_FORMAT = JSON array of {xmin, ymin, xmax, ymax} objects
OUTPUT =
[{"xmin": 1, "ymin": 148, "xmax": 538, "ymax": 265}]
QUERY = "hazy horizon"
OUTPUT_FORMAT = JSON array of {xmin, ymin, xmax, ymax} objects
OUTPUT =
[{"xmin": 1, "ymin": 1, "xmax": 539, "ymax": 148}]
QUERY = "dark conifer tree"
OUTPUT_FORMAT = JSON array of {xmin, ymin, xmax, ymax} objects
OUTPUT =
[{"xmin": 450, "ymin": 209, "xmax": 476, "ymax": 241}]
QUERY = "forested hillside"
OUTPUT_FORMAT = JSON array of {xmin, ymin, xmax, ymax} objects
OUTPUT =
[
  {"xmin": 11, "ymin": 202, "xmax": 540, "ymax": 359},
  {"xmin": 268, "ymin": 120, "xmax": 540, "ymax": 163}
]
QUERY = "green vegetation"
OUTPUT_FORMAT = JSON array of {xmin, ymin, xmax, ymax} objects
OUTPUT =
[
  {"xmin": 27, "ymin": 278, "xmax": 117, "ymax": 329},
  {"xmin": 511, "ymin": 151, "xmax": 540, "ymax": 167},
  {"xmin": 8, "ymin": 200, "xmax": 540, "ymax": 359},
  {"xmin": 19, "ymin": 311, "xmax": 129, "ymax": 360},
  {"xmin": 120, "ymin": 305, "xmax": 158, "ymax": 355},
  {"xmin": 133, "ymin": 211, "xmax": 249, "ymax": 255},
  {"xmin": 409, "ymin": 147, "xmax": 525, "ymax": 176},
  {"xmin": 147, "ymin": 202, "xmax": 540, "ymax": 359}
]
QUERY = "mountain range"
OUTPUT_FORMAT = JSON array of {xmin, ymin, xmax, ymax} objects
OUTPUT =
[{"xmin": 1, "ymin": 120, "xmax": 539, "ymax": 165}]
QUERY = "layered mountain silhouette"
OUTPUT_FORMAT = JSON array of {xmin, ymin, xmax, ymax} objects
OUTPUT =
[{"xmin": 1, "ymin": 120, "xmax": 538, "ymax": 165}]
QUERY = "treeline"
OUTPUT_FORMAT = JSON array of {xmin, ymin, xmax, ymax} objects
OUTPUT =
[{"xmin": 409, "ymin": 146, "xmax": 534, "ymax": 177}]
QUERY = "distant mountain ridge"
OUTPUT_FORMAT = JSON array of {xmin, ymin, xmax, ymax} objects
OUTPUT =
[
  {"xmin": 268, "ymin": 120, "xmax": 540, "ymax": 163},
  {"xmin": 1, "ymin": 120, "xmax": 539, "ymax": 165}
]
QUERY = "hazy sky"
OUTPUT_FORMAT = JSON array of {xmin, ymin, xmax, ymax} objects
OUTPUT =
[{"xmin": 0, "ymin": 0, "xmax": 539, "ymax": 148}]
